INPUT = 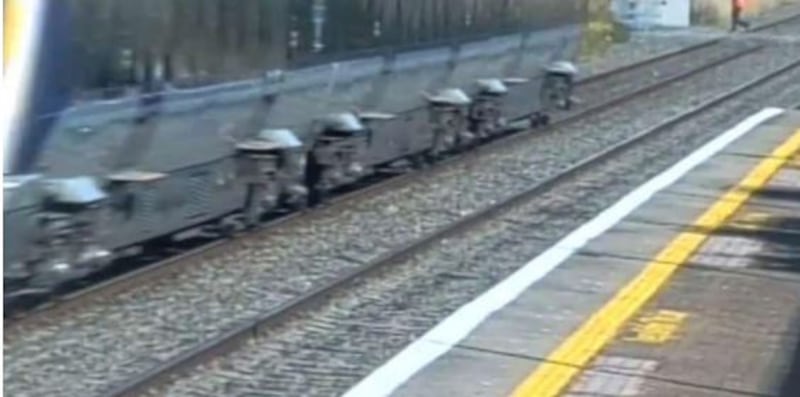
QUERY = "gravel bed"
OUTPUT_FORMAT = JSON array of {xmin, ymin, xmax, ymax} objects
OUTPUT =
[
  {"xmin": 576, "ymin": 40, "xmax": 757, "ymax": 106},
  {"xmin": 761, "ymin": 14, "xmax": 800, "ymax": 37},
  {"xmin": 4, "ymin": 41, "xmax": 796, "ymax": 397},
  {"xmin": 153, "ymin": 52, "xmax": 800, "ymax": 397},
  {"xmin": 577, "ymin": 33, "xmax": 712, "ymax": 77},
  {"xmin": 604, "ymin": 6, "xmax": 800, "ymax": 50}
]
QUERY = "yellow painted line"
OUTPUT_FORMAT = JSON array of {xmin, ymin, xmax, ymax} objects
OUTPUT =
[
  {"xmin": 509, "ymin": 128, "xmax": 800, "ymax": 397},
  {"xmin": 622, "ymin": 309, "xmax": 687, "ymax": 344},
  {"xmin": 3, "ymin": 0, "xmax": 25, "ymax": 73}
]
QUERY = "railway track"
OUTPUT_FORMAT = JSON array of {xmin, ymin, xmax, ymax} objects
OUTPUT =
[
  {"xmin": 757, "ymin": 10, "xmax": 800, "ymax": 33},
  {"xmin": 3, "ymin": 21, "xmax": 779, "ymax": 327},
  {"xmin": 4, "ymin": 13, "xmax": 800, "ymax": 397},
  {"xmin": 114, "ymin": 52, "xmax": 800, "ymax": 397}
]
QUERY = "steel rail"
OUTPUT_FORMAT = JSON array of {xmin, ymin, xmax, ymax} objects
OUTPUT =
[
  {"xmin": 571, "ymin": 10, "xmax": 797, "ymax": 86},
  {"xmin": 752, "ymin": 11, "xmax": 800, "ymax": 32}
]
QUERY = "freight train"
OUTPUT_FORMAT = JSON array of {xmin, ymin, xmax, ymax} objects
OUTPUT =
[{"xmin": 3, "ymin": 0, "xmax": 587, "ymax": 301}]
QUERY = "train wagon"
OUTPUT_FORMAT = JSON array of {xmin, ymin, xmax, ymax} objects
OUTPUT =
[{"xmin": 3, "ymin": 0, "xmax": 587, "ymax": 300}]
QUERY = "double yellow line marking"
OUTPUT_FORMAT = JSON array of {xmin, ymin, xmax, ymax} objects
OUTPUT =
[{"xmin": 510, "ymin": 128, "xmax": 800, "ymax": 397}]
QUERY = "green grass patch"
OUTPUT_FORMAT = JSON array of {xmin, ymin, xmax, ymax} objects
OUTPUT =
[{"xmin": 579, "ymin": 0, "xmax": 631, "ymax": 62}]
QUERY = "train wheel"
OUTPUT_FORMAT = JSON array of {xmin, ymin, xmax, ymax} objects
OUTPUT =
[
  {"xmin": 410, "ymin": 154, "xmax": 429, "ymax": 170},
  {"xmin": 425, "ymin": 131, "xmax": 448, "ymax": 162},
  {"xmin": 219, "ymin": 216, "xmax": 245, "ymax": 236},
  {"xmin": 529, "ymin": 112, "xmax": 550, "ymax": 128},
  {"xmin": 242, "ymin": 186, "xmax": 264, "ymax": 228},
  {"xmin": 309, "ymin": 186, "xmax": 331, "ymax": 207},
  {"xmin": 304, "ymin": 152, "xmax": 325, "ymax": 207},
  {"xmin": 540, "ymin": 113, "xmax": 551, "ymax": 126},
  {"xmin": 286, "ymin": 198, "xmax": 308, "ymax": 212},
  {"xmin": 541, "ymin": 74, "xmax": 573, "ymax": 112}
]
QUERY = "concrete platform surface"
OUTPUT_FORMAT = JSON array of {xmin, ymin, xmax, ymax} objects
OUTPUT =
[
  {"xmin": 342, "ymin": 108, "xmax": 800, "ymax": 397},
  {"xmin": 561, "ymin": 143, "xmax": 800, "ymax": 397}
]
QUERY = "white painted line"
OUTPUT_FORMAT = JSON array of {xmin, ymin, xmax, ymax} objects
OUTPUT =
[{"xmin": 341, "ymin": 107, "xmax": 786, "ymax": 397}]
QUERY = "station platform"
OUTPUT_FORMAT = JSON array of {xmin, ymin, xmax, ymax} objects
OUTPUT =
[{"xmin": 343, "ymin": 108, "xmax": 800, "ymax": 397}]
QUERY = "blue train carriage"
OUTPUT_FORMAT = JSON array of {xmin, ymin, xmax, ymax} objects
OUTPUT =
[{"xmin": 3, "ymin": 0, "xmax": 587, "ymax": 299}]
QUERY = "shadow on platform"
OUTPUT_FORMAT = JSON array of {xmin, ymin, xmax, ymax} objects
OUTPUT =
[{"xmin": 713, "ymin": 186, "xmax": 800, "ymax": 396}]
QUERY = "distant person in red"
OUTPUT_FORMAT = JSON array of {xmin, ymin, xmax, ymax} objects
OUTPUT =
[{"xmin": 731, "ymin": 0, "xmax": 751, "ymax": 31}]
